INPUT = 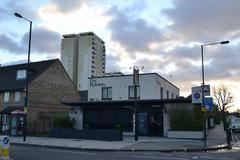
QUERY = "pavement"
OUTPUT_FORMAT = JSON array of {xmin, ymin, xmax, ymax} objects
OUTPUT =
[{"xmin": 9, "ymin": 124, "xmax": 231, "ymax": 152}]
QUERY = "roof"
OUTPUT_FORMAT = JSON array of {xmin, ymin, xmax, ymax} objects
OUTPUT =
[
  {"xmin": 0, "ymin": 106, "xmax": 24, "ymax": 114},
  {"xmin": 0, "ymin": 59, "xmax": 59, "ymax": 91},
  {"xmin": 90, "ymin": 73, "xmax": 179, "ymax": 90},
  {"xmin": 62, "ymin": 32, "xmax": 105, "ymax": 43},
  {"xmin": 63, "ymin": 98, "xmax": 191, "ymax": 108}
]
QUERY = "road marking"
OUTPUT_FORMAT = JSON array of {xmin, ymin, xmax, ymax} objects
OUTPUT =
[
  {"xmin": 235, "ymin": 135, "xmax": 240, "ymax": 141},
  {"xmin": 198, "ymin": 156, "xmax": 215, "ymax": 159},
  {"xmin": 143, "ymin": 152, "xmax": 158, "ymax": 156},
  {"xmin": 40, "ymin": 148, "xmax": 96, "ymax": 155},
  {"xmin": 131, "ymin": 155, "xmax": 189, "ymax": 160}
]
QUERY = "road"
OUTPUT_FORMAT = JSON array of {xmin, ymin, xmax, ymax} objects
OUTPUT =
[
  {"xmin": 232, "ymin": 132, "xmax": 240, "ymax": 149},
  {"xmin": 232, "ymin": 133, "xmax": 240, "ymax": 142},
  {"xmin": 10, "ymin": 145, "xmax": 240, "ymax": 160}
]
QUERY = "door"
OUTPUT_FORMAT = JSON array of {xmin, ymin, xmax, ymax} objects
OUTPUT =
[
  {"xmin": 138, "ymin": 112, "xmax": 148, "ymax": 135},
  {"xmin": 11, "ymin": 115, "xmax": 18, "ymax": 135},
  {"xmin": 148, "ymin": 109, "xmax": 163, "ymax": 136}
]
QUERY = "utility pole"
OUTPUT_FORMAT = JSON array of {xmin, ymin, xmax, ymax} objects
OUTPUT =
[{"xmin": 131, "ymin": 66, "xmax": 144, "ymax": 141}]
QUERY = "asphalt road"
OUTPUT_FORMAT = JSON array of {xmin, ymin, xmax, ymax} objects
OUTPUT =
[
  {"xmin": 232, "ymin": 133, "xmax": 240, "ymax": 142},
  {"xmin": 10, "ymin": 145, "xmax": 240, "ymax": 160}
]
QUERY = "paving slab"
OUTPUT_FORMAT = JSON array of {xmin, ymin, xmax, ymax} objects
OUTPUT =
[{"xmin": 9, "ymin": 124, "xmax": 230, "ymax": 152}]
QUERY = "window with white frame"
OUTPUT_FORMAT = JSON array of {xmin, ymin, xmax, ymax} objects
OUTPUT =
[
  {"xmin": 4, "ymin": 92, "xmax": 9, "ymax": 102},
  {"xmin": 16, "ymin": 70, "xmax": 26, "ymax": 80},
  {"xmin": 14, "ymin": 91, "xmax": 21, "ymax": 102},
  {"xmin": 102, "ymin": 87, "xmax": 112, "ymax": 100},
  {"xmin": 128, "ymin": 86, "xmax": 140, "ymax": 99}
]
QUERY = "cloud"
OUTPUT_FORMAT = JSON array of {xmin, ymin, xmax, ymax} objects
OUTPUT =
[
  {"xmin": 0, "ymin": 33, "xmax": 24, "ymax": 53},
  {"xmin": 21, "ymin": 26, "xmax": 61, "ymax": 54},
  {"xmin": 0, "ymin": 27, "xmax": 61, "ymax": 55},
  {"xmin": 1, "ymin": 59, "xmax": 27, "ymax": 66},
  {"xmin": 43, "ymin": 0, "xmax": 86, "ymax": 14},
  {"xmin": 2, "ymin": 0, "xmax": 39, "ymax": 21},
  {"xmin": 0, "ymin": 8, "xmax": 6, "ymax": 20},
  {"xmin": 163, "ymin": 45, "xmax": 200, "ymax": 61},
  {"xmin": 106, "ymin": 54, "xmax": 122, "ymax": 72},
  {"xmin": 162, "ymin": 0, "xmax": 240, "ymax": 42},
  {"xmin": 106, "ymin": 6, "xmax": 165, "ymax": 55}
]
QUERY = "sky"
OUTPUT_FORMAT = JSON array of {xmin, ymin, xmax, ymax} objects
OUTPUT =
[{"xmin": 0, "ymin": 0, "xmax": 239, "ymax": 112}]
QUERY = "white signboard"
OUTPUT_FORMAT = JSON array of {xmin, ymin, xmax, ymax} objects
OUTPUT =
[{"xmin": 192, "ymin": 86, "xmax": 202, "ymax": 104}]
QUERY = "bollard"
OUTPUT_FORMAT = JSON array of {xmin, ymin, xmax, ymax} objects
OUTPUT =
[{"xmin": 0, "ymin": 136, "xmax": 10, "ymax": 160}]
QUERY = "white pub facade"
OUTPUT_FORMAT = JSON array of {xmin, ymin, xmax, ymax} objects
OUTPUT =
[{"xmin": 88, "ymin": 73, "xmax": 179, "ymax": 101}]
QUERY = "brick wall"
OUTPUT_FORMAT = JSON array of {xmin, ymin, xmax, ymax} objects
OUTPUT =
[{"xmin": 27, "ymin": 60, "xmax": 80, "ymax": 134}]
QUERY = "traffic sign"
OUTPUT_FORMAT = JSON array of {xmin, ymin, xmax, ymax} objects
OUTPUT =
[
  {"xmin": 192, "ymin": 86, "xmax": 202, "ymax": 103},
  {"xmin": 2, "ymin": 137, "xmax": 9, "ymax": 145},
  {"xmin": 203, "ymin": 97, "xmax": 213, "ymax": 111},
  {"xmin": 202, "ymin": 85, "xmax": 210, "ymax": 96}
]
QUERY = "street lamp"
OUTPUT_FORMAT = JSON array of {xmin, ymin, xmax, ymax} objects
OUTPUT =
[
  {"xmin": 14, "ymin": 12, "xmax": 32, "ymax": 142},
  {"xmin": 201, "ymin": 40, "xmax": 229, "ymax": 149}
]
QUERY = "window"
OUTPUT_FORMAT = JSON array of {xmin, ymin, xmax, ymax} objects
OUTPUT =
[
  {"xmin": 102, "ymin": 87, "xmax": 112, "ymax": 100},
  {"xmin": 128, "ymin": 86, "xmax": 140, "ymax": 99},
  {"xmin": 176, "ymin": 95, "xmax": 178, "ymax": 99},
  {"xmin": 172, "ymin": 93, "xmax": 174, "ymax": 99},
  {"xmin": 4, "ymin": 92, "xmax": 9, "ymax": 102},
  {"xmin": 167, "ymin": 90, "xmax": 169, "ymax": 99},
  {"xmin": 160, "ymin": 87, "xmax": 163, "ymax": 99},
  {"xmin": 14, "ymin": 91, "xmax": 21, "ymax": 102},
  {"xmin": 16, "ymin": 70, "xmax": 26, "ymax": 80}
]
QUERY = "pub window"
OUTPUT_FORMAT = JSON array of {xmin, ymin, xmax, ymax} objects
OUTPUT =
[
  {"xmin": 128, "ymin": 86, "xmax": 140, "ymax": 99},
  {"xmin": 102, "ymin": 87, "xmax": 112, "ymax": 100},
  {"xmin": 160, "ymin": 87, "xmax": 163, "ymax": 99},
  {"xmin": 172, "ymin": 93, "xmax": 174, "ymax": 99},
  {"xmin": 167, "ymin": 90, "xmax": 169, "ymax": 99}
]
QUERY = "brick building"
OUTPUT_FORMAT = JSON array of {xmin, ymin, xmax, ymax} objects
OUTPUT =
[{"xmin": 0, "ymin": 59, "xmax": 80, "ymax": 135}]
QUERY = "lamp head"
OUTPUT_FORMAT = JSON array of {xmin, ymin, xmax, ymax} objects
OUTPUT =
[
  {"xmin": 220, "ymin": 41, "xmax": 230, "ymax": 44},
  {"xmin": 14, "ymin": 13, "xmax": 22, "ymax": 18}
]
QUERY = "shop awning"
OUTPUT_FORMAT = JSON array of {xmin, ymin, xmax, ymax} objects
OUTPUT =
[{"xmin": 0, "ymin": 106, "xmax": 24, "ymax": 114}]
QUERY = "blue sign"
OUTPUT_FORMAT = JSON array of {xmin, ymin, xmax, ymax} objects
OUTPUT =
[
  {"xmin": 3, "ymin": 137, "xmax": 9, "ymax": 145},
  {"xmin": 203, "ymin": 97, "xmax": 213, "ymax": 111}
]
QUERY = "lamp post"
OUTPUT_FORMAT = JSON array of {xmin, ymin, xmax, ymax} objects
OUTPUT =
[
  {"xmin": 201, "ymin": 40, "xmax": 229, "ymax": 149},
  {"xmin": 14, "ymin": 12, "xmax": 32, "ymax": 142}
]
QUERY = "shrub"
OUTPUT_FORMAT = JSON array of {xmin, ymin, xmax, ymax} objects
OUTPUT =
[
  {"xmin": 168, "ymin": 106, "xmax": 203, "ymax": 131},
  {"xmin": 53, "ymin": 113, "xmax": 74, "ymax": 128},
  {"xmin": 116, "ymin": 124, "xmax": 123, "ymax": 130}
]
